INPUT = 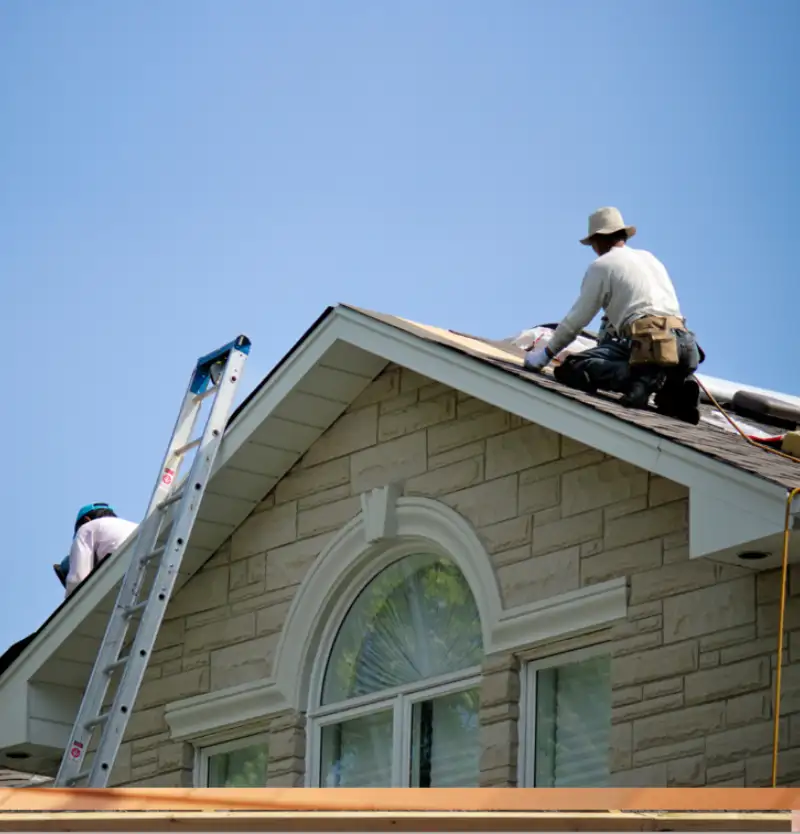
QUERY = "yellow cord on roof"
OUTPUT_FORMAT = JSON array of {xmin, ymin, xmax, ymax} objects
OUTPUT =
[{"xmin": 695, "ymin": 379, "xmax": 799, "ymax": 787}]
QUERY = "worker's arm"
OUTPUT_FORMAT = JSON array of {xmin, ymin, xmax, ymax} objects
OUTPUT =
[
  {"xmin": 547, "ymin": 263, "xmax": 608, "ymax": 357},
  {"xmin": 65, "ymin": 527, "xmax": 94, "ymax": 597}
]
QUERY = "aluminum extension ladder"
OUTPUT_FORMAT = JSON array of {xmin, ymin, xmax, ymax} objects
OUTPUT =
[{"xmin": 53, "ymin": 335, "xmax": 252, "ymax": 788}]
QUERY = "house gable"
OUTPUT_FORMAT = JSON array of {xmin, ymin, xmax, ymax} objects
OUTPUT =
[
  {"xmin": 108, "ymin": 366, "xmax": 791, "ymax": 788},
  {"xmin": 0, "ymin": 305, "xmax": 796, "ymax": 780}
]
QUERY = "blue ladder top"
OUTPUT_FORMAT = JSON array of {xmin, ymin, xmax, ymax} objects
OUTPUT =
[{"xmin": 191, "ymin": 335, "xmax": 251, "ymax": 394}]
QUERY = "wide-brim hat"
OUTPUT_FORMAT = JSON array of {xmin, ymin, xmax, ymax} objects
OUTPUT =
[{"xmin": 580, "ymin": 206, "xmax": 637, "ymax": 245}]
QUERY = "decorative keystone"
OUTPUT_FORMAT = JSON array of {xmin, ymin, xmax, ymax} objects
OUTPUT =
[{"xmin": 360, "ymin": 483, "xmax": 402, "ymax": 543}]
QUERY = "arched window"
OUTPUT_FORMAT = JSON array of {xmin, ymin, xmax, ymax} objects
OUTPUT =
[{"xmin": 309, "ymin": 552, "xmax": 483, "ymax": 787}]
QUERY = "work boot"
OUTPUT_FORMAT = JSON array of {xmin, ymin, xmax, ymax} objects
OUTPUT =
[
  {"xmin": 53, "ymin": 563, "xmax": 67, "ymax": 588},
  {"xmin": 620, "ymin": 379, "xmax": 651, "ymax": 410},
  {"xmin": 655, "ymin": 377, "xmax": 700, "ymax": 425}
]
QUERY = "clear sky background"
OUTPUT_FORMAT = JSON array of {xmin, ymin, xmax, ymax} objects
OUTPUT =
[{"xmin": 0, "ymin": 0, "xmax": 797, "ymax": 646}]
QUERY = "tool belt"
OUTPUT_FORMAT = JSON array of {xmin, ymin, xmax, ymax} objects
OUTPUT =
[{"xmin": 625, "ymin": 315, "xmax": 686, "ymax": 367}]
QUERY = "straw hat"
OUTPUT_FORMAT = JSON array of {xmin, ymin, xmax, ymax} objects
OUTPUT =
[{"xmin": 580, "ymin": 207, "xmax": 637, "ymax": 245}]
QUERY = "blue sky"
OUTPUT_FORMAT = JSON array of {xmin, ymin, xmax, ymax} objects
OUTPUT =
[{"xmin": 0, "ymin": 0, "xmax": 797, "ymax": 645}]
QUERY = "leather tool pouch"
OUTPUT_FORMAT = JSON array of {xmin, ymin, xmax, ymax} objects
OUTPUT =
[{"xmin": 629, "ymin": 316, "xmax": 681, "ymax": 366}]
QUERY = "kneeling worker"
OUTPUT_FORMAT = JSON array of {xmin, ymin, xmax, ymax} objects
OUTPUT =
[
  {"xmin": 54, "ymin": 503, "xmax": 138, "ymax": 598},
  {"xmin": 524, "ymin": 207, "xmax": 703, "ymax": 424}
]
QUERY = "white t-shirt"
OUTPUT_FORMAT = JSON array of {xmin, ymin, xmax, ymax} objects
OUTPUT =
[
  {"xmin": 66, "ymin": 516, "xmax": 138, "ymax": 597},
  {"xmin": 548, "ymin": 245, "xmax": 683, "ymax": 356}
]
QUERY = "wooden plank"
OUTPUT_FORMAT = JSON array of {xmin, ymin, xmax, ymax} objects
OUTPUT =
[
  {"xmin": 0, "ymin": 788, "xmax": 798, "ymax": 812},
  {"xmin": 0, "ymin": 810, "xmax": 791, "ymax": 833}
]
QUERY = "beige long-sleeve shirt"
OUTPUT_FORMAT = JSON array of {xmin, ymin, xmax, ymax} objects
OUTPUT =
[{"xmin": 548, "ymin": 245, "xmax": 683, "ymax": 356}]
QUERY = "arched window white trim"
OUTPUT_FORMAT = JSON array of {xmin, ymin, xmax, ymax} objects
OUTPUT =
[
  {"xmin": 164, "ymin": 492, "xmax": 626, "ymax": 747},
  {"xmin": 272, "ymin": 493, "xmax": 502, "ymax": 713},
  {"xmin": 303, "ymin": 546, "xmax": 484, "ymax": 786}
]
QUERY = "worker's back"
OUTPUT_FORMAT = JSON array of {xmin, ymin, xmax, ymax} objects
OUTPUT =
[
  {"xmin": 594, "ymin": 245, "xmax": 682, "ymax": 333},
  {"xmin": 65, "ymin": 516, "xmax": 138, "ymax": 595},
  {"xmin": 77, "ymin": 516, "xmax": 137, "ymax": 560}
]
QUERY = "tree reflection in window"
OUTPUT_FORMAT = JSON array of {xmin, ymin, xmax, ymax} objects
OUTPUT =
[
  {"xmin": 207, "ymin": 742, "xmax": 269, "ymax": 787},
  {"xmin": 322, "ymin": 554, "xmax": 483, "ymax": 705}
]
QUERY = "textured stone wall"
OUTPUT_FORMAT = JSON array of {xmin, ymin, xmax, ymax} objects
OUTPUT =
[{"xmin": 114, "ymin": 362, "xmax": 791, "ymax": 788}]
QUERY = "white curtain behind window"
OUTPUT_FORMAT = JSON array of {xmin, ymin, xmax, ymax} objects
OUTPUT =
[{"xmin": 534, "ymin": 654, "xmax": 611, "ymax": 787}]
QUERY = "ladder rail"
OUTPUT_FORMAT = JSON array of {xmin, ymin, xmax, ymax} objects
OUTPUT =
[
  {"xmin": 54, "ymin": 336, "xmax": 250, "ymax": 788},
  {"xmin": 84, "ymin": 347, "xmax": 245, "ymax": 782},
  {"xmin": 143, "ymin": 369, "xmax": 206, "ymax": 519}
]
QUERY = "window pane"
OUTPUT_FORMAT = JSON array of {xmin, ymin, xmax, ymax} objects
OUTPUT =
[
  {"xmin": 320, "ymin": 710, "xmax": 393, "ymax": 787},
  {"xmin": 207, "ymin": 742, "xmax": 268, "ymax": 787},
  {"xmin": 322, "ymin": 554, "xmax": 483, "ymax": 704},
  {"xmin": 410, "ymin": 688, "xmax": 479, "ymax": 787},
  {"xmin": 534, "ymin": 654, "xmax": 611, "ymax": 787}
]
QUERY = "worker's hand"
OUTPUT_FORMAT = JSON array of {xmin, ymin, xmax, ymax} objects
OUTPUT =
[{"xmin": 524, "ymin": 345, "xmax": 552, "ymax": 372}]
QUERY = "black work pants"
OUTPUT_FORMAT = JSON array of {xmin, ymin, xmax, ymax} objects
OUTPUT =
[{"xmin": 553, "ymin": 330, "xmax": 701, "ymax": 402}]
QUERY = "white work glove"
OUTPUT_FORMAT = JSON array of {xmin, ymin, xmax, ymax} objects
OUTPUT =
[{"xmin": 524, "ymin": 344, "xmax": 552, "ymax": 372}]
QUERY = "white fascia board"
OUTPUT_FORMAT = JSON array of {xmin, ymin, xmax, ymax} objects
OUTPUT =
[{"xmin": 334, "ymin": 308, "xmax": 790, "ymax": 512}]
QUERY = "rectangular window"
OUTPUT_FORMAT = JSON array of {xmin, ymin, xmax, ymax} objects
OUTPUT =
[
  {"xmin": 310, "ymin": 672, "xmax": 480, "ymax": 787},
  {"xmin": 319, "ymin": 709, "xmax": 394, "ymax": 787},
  {"xmin": 200, "ymin": 735, "xmax": 269, "ymax": 787},
  {"xmin": 522, "ymin": 648, "xmax": 611, "ymax": 787},
  {"xmin": 409, "ymin": 688, "xmax": 480, "ymax": 787}
]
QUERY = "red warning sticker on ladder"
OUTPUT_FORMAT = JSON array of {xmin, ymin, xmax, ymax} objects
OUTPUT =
[
  {"xmin": 69, "ymin": 740, "xmax": 84, "ymax": 761},
  {"xmin": 162, "ymin": 468, "xmax": 175, "ymax": 486}
]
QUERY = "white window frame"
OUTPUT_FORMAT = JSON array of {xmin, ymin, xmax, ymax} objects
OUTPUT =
[
  {"xmin": 304, "ymin": 546, "xmax": 484, "ymax": 787},
  {"xmin": 308, "ymin": 668, "xmax": 481, "ymax": 787},
  {"xmin": 518, "ymin": 644, "xmax": 611, "ymax": 788},
  {"xmin": 195, "ymin": 732, "xmax": 270, "ymax": 787}
]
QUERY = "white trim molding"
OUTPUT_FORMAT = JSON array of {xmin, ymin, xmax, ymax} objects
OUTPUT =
[
  {"xmin": 277, "ymin": 495, "xmax": 502, "ymax": 712},
  {"xmin": 164, "ymin": 496, "xmax": 628, "ymax": 741},
  {"xmin": 165, "ymin": 679, "xmax": 289, "ymax": 743},
  {"xmin": 360, "ymin": 483, "xmax": 402, "ymax": 543},
  {"xmin": 492, "ymin": 579, "xmax": 628, "ymax": 656}
]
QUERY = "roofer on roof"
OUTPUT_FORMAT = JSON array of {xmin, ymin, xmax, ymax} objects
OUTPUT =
[
  {"xmin": 523, "ymin": 207, "xmax": 704, "ymax": 425},
  {"xmin": 54, "ymin": 503, "xmax": 138, "ymax": 598}
]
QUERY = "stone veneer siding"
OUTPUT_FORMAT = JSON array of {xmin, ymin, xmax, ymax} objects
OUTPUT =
[{"xmin": 111, "ymin": 363, "xmax": 796, "ymax": 789}]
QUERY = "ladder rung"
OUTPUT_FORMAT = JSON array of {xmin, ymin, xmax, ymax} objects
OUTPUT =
[
  {"xmin": 192, "ymin": 385, "xmax": 218, "ymax": 403},
  {"xmin": 103, "ymin": 657, "xmax": 128, "ymax": 675},
  {"xmin": 123, "ymin": 600, "xmax": 149, "ymax": 619},
  {"xmin": 174, "ymin": 438, "xmax": 202, "ymax": 457},
  {"xmin": 85, "ymin": 712, "xmax": 110, "ymax": 730},
  {"xmin": 157, "ymin": 490, "xmax": 184, "ymax": 511},
  {"xmin": 140, "ymin": 546, "xmax": 165, "ymax": 565},
  {"xmin": 67, "ymin": 771, "xmax": 91, "ymax": 785}
]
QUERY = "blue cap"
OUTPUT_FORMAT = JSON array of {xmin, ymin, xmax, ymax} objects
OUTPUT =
[{"xmin": 75, "ymin": 503, "xmax": 115, "ymax": 525}]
